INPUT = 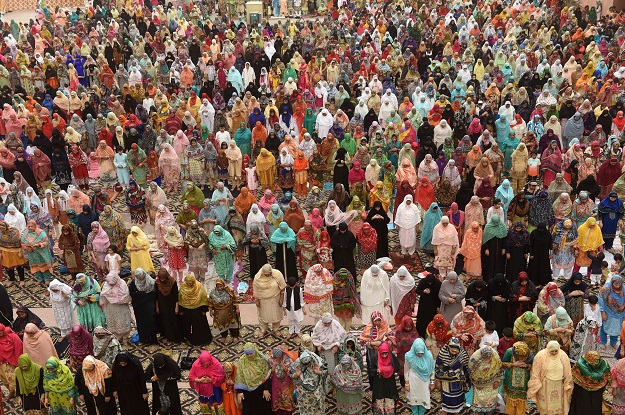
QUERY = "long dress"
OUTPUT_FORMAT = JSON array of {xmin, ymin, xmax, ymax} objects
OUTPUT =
[
  {"xmin": 370, "ymin": 351, "xmax": 400, "ymax": 415},
  {"xmin": 415, "ymin": 276, "xmax": 441, "ymax": 337},
  {"xmin": 527, "ymin": 225, "xmax": 553, "ymax": 285},
  {"xmin": 145, "ymin": 358, "xmax": 182, "ymax": 415},
  {"xmin": 71, "ymin": 276, "xmax": 107, "ymax": 331},
  {"xmin": 435, "ymin": 340, "xmax": 470, "ymax": 414},
  {"xmin": 111, "ymin": 354, "xmax": 150, "ymax": 415},
  {"xmin": 180, "ymin": 304, "xmax": 212, "ymax": 346},
  {"xmin": 128, "ymin": 280, "xmax": 157, "ymax": 343},
  {"xmin": 156, "ymin": 282, "xmax": 183, "ymax": 342},
  {"xmin": 274, "ymin": 241, "xmax": 298, "ymax": 280},
  {"xmin": 481, "ymin": 235, "xmax": 507, "ymax": 281}
]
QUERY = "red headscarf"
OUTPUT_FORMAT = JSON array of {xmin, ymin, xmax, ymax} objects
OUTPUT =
[
  {"xmin": 0, "ymin": 324, "xmax": 23, "ymax": 366},
  {"xmin": 415, "ymin": 177, "xmax": 435, "ymax": 209},
  {"xmin": 356, "ymin": 223, "xmax": 378, "ymax": 253},
  {"xmin": 377, "ymin": 342, "xmax": 394, "ymax": 378}
]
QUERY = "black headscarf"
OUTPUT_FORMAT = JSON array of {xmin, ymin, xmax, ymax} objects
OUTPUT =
[
  {"xmin": 560, "ymin": 272, "xmax": 589, "ymax": 295},
  {"xmin": 575, "ymin": 174, "xmax": 601, "ymax": 200},
  {"xmin": 455, "ymin": 181, "xmax": 474, "ymax": 211},
  {"xmin": 152, "ymin": 353, "xmax": 181, "ymax": 380},
  {"xmin": 12, "ymin": 306, "xmax": 45, "ymax": 334},
  {"xmin": 112, "ymin": 352, "xmax": 144, "ymax": 383},
  {"xmin": 487, "ymin": 273, "xmax": 510, "ymax": 297},
  {"xmin": 0, "ymin": 283, "xmax": 12, "ymax": 327}
]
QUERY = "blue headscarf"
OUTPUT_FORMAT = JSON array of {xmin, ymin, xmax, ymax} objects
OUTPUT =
[
  {"xmin": 598, "ymin": 275, "xmax": 625, "ymax": 319},
  {"xmin": 420, "ymin": 203, "xmax": 442, "ymax": 248},
  {"xmin": 405, "ymin": 338, "xmax": 434, "ymax": 382},
  {"xmin": 270, "ymin": 222, "xmax": 296, "ymax": 251}
]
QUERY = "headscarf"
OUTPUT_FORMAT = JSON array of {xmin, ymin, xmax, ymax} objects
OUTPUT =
[
  {"xmin": 377, "ymin": 342, "xmax": 395, "ymax": 378},
  {"xmin": 100, "ymin": 272, "xmax": 130, "ymax": 304},
  {"xmin": 312, "ymin": 313, "xmax": 347, "ymax": 350},
  {"xmin": 43, "ymin": 357, "xmax": 75, "ymax": 393},
  {"xmin": 571, "ymin": 351, "xmax": 611, "ymax": 391},
  {"xmin": 576, "ymin": 217, "xmax": 604, "ymax": 251},
  {"xmin": 178, "ymin": 274, "xmax": 210, "ymax": 309},
  {"xmin": 468, "ymin": 345, "xmax": 502, "ymax": 386},
  {"xmin": 81, "ymin": 355, "xmax": 111, "ymax": 396},
  {"xmin": 270, "ymin": 222, "xmax": 297, "ymax": 251},
  {"xmin": 482, "ymin": 214, "xmax": 508, "ymax": 243},
  {"xmin": 404, "ymin": 337, "xmax": 434, "ymax": 381},
  {"xmin": 234, "ymin": 342, "xmax": 271, "ymax": 391},
  {"xmin": 69, "ymin": 324, "xmax": 93, "ymax": 357},
  {"xmin": 332, "ymin": 355, "xmax": 363, "ymax": 392},
  {"xmin": 133, "ymin": 268, "xmax": 155, "ymax": 293},
  {"xmin": 15, "ymin": 354, "xmax": 42, "ymax": 395}
]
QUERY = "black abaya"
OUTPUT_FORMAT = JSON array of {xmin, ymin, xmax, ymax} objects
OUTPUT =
[
  {"xmin": 0, "ymin": 283, "xmax": 13, "ymax": 327},
  {"xmin": 243, "ymin": 240, "xmax": 268, "ymax": 277},
  {"xmin": 15, "ymin": 159, "xmax": 38, "ymax": 190},
  {"xmin": 179, "ymin": 305, "xmax": 212, "ymax": 345},
  {"xmin": 111, "ymin": 353, "xmax": 150, "ymax": 415},
  {"xmin": 333, "ymin": 162, "xmax": 350, "ymax": 190},
  {"xmin": 128, "ymin": 282, "xmax": 157, "ymax": 343},
  {"xmin": 366, "ymin": 202, "xmax": 390, "ymax": 258},
  {"xmin": 465, "ymin": 281, "xmax": 488, "ymax": 320},
  {"xmin": 145, "ymin": 355, "xmax": 182, "ymax": 415},
  {"xmin": 527, "ymin": 226, "xmax": 553, "ymax": 286},
  {"xmin": 330, "ymin": 225, "xmax": 357, "ymax": 277},
  {"xmin": 486, "ymin": 274, "xmax": 510, "ymax": 333},
  {"xmin": 481, "ymin": 236, "xmax": 507, "ymax": 281},
  {"xmin": 236, "ymin": 378, "xmax": 272, "ymax": 415},
  {"xmin": 156, "ymin": 284, "xmax": 183, "ymax": 342},
  {"xmin": 569, "ymin": 383, "xmax": 605, "ymax": 415},
  {"xmin": 505, "ymin": 245, "xmax": 528, "ymax": 283},
  {"xmin": 415, "ymin": 275, "xmax": 441, "ymax": 337},
  {"xmin": 274, "ymin": 242, "xmax": 298, "ymax": 280},
  {"xmin": 75, "ymin": 368, "xmax": 117, "ymax": 415}
]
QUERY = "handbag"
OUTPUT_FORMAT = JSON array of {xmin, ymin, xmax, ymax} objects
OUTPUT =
[{"xmin": 180, "ymin": 348, "xmax": 195, "ymax": 370}]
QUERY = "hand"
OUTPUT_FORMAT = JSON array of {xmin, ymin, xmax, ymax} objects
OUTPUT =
[
  {"xmin": 429, "ymin": 382, "xmax": 435, "ymax": 391},
  {"xmin": 78, "ymin": 300, "xmax": 85, "ymax": 306},
  {"xmin": 44, "ymin": 398, "xmax": 49, "ymax": 407},
  {"xmin": 484, "ymin": 249, "xmax": 489, "ymax": 256},
  {"xmin": 113, "ymin": 392, "xmax": 118, "ymax": 398},
  {"xmin": 501, "ymin": 249, "xmax": 506, "ymax": 255},
  {"xmin": 105, "ymin": 397, "xmax": 111, "ymax": 403},
  {"xmin": 404, "ymin": 385, "xmax": 410, "ymax": 392},
  {"xmin": 151, "ymin": 375, "xmax": 158, "ymax": 382},
  {"xmin": 263, "ymin": 390, "xmax": 271, "ymax": 401},
  {"xmin": 237, "ymin": 393, "xmax": 244, "ymax": 405},
  {"xmin": 448, "ymin": 298, "xmax": 455, "ymax": 303},
  {"xmin": 143, "ymin": 393, "xmax": 148, "ymax": 401},
  {"xmin": 332, "ymin": 345, "xmax": 338, "ymax": 353},
  {"xmin": 255, "ymin": 300, "xmax": 261, "ymax": 307},
  {"xmin": 70, "ymin": 397, "xmax": 75, "ymax": 406},
  {"xmin": 423, "ymin": 288, "xmax": 430, "ymax": 294}
]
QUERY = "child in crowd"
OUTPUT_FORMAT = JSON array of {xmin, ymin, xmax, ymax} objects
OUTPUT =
[
  {"xmin": 283, "ymin": 276, "xmax": 305, "ymax": 337},
  {"xmin": 586, "ymin": 250, "xmax": 604, "ymax": 287},
  {"xmin": 105, "ymin": 245, "xmax": 122, "ymax": 275},
  {"xmin": 602, "ymin": 260, "xmax": 610, "ymax": 284},
  {"xmin": 480, "ymin": 320, "xmax": 499, "ymax": 348},
  {"xmin": 611, "ymin": 253, "xmax": 623, "ymax": 274},
  {"xmin": 527, "ymin": 150, "xmax": 540, "ymax": 181},
  {"xmin": 584, "ymin": 294, "xmax": 602, "ymax": 327},
  {"xmin": 497, "ymin": 327, "xmax": 515, "ymax": 358}
]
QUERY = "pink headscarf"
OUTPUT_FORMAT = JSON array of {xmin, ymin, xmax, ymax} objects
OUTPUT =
[
  {"xmin": 189, "ymin": 351, "xmax": 226, "ymax": 397},
  {"xmin": 90, "ymin": 221, "xmax": 110, "ymax": 252},
  {"xmin": 100, "ymin": 272, "xmax": 131, "ymax": 305}
]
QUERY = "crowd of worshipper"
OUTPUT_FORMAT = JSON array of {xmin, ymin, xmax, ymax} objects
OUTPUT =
[{"xmin": 4, "ymin": 1, "xmax": 625, "ymax": 415}]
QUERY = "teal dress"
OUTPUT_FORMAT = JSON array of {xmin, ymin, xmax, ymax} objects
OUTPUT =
[
  {"xmin": 21, "ymin": 229, "xmax": 54, "ymax": 282},
  {"xmin": 208, "ymin": 225, "xmax": 237, "ymax": 281},
  {"xmin": 71, "ymin": 275, "xmax": 107, "ymax": 331},
  {"xmin": 234, "ymin": 125, "xmax": 252, "ymax": 157},
  {"xmin": 501, "ymin": 136, "xmax": 520, "ymax": 171}
]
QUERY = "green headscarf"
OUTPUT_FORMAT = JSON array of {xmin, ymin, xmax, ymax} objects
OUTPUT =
[
  {"xmin": 341, "ymin": 133, "xmax": 357, "ymax": 156},
  {"xmin": 482, "ymin": 214, "xmax": 508, "ymax": 243},
  {"xmin": 208, "ymin": 225, "xmax": 237, "ymax": 249},
  {"xmin": 15, "ymin": 354, "xmax": 42, "ymax": 395},
  {"xmin": 235, "ymin": 342, "xmax": 271, "ymax": 391},
  {"xmin": 43, "ymin": 357, "xmax": 75, "ymax": 394},
  {"xmin": 182, "ymin": 183, "xmax": 206, "ymax": 209},
  {"xmin": 303, "ymin": 108, "xmax": 317, "ymax": 133}
]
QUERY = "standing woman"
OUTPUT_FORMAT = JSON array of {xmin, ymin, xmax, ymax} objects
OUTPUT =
[
  {"xmin": 128, "ymin": 269, "xmax": 157, "ymax": 344},
  {"xmin": 94, "ymin": 141, "xmax": 117, "ymax": 189},
  {"xmin": 234, "ymin": 343, "xmax": 272, "ymax": 415},
  {"xmin": 415, "ymin": 273, "xmax": 442, "ymax": 337},
  {"xmin": 0, "ymin": 323, "xmax": 22, "ymax": 398},
  {"xmin": 208, "ymin": 279, "xmax": 241, "ymax": 342},
  {"xmin": 330, "ymin": 223, "xmax": 358, "ymax": 278},
  {"xmin": 87, "ymin": 222, "xmax": 110, "ymax": 282},
  {"xmin": 369, "ymin": 341, "xmax": 400, "ymax": 415},
  {"xmin": 253, "ymin": 265, "xmax": 286, "ymax": 337},
  {"xmin": 0, "ymin": 221, "xmax": 27, "ymax": 286},
  {"xmin": 43, "ymin": 357, "xmax": 78, "ymax": 415},
  {"xmin": 438, "ymin": 272, "xmax": 465, "ymax": 323},
  {"xmin": 332, "ymin": 355, "xmax": 364, "ymax": 415},
  {"xmin": 184, "ymin": 221, "xmax": 210, "ymax": 281},
  {"xmin": 434, "ymin": 338, "xmax": 471, "ymax": 415},
  {"xmin": 111, "ymin": 352, "xmax": 150, "ymax": 415},
  {"xmin": 98, "ymin": 272, "xmax": 132, "ymax": 345},
  {"xmin": 71, "ymin": 274, "xmax": 106, "ymax": 332},
  {"xmin": 15, "ymin": 354, "xmax": 46, "ymax": 414},
  {"xmin": 145, "ymin": 354, "xmax": 182, "ymax": 415},
  {"xmin": 527, "ymin": 341, "xmax": 573, "ymax": 415},
  {"xmin": 21, "ymin": 220, "xmax": 54, "ymax": 284},
  {"xmin": 155, "ymin": 269, "xmax": 183, "ymax": 343},
  {"xmin": 425, "ymin": 314, "xmax": 452, "ymax": 360},
  {"xmin": 74, "ymin": 355, "xmax": 116, "ymax": 415},
  {"xmin": 597, "ymin": 190, "xmax": 624, "ymax": 252},
  {"xmin": 569, "ymin": 351, "xmax": 611, "ymax": 415},
  {"xmin": 537, "ymin": 282, "xmax": 566, "ymax": 326},
  {"xmin": 178, "ymin": 275, "xmax": 212, "ymax": 346},
  {"xmin": 598, "ymin": 274, "xmax": 625, "ymax": 350},
  {"xmin": 270, "ymin": 221, "xmax": 298, "ymax": 279},
  {"xmin": 612, "ymin": 358, "xmax": 625, "ymax": 415},
  {"xmin": 505, "ymin": 222, "xmax": 530, "ymax": 283},
  {"xmin": 365, "ymin": 201, "xmax": 390, "ymax": 258},
  {"xmin": 561, "ymin": 272, "xmax": 589, "ymax": 326},
  {"xmin": 451, "ymin": 306, "xmax": 486, "ymax": 356},
  {"xmin": 208, "ymin": 225, "xmax": 237, "ymax": 282},
  {"xmin": 404, "ymin": 338, "xmax": 435, "ymax": 415},
  {"xmin": 48, "ymin": 279, "xmax": 75, "ymax": 339},
  {"xmin": 389, "ymin": 266, "xmax": 417, "ymax": 327},
  {"xmin": 290, "ymin": 351, "xmax": 330, "ymax": 415},
  {"xmin": 126, "ymin": 226, "xmax": 154, "ymax": 273},
  {"xmin": 189, "ymin": 351, "xmax": 225, "ymax": 415},
  {"xmin": 242, "ymin": 225, "xmax": 269, "ymax": 277},
  {"xmin": 467, "ymin": 346, "xmax": 503, "ymax": 414},
  {"xmin": 481, "ymin": 215, "xmax": 508, "ymax": 281},
  {"xmin": 125, "ymin": 180, "xmax": 147, "ymax": 225},
  {"xmin": 58, "ymin": 225, "xmax": 84, "ymax": 279}
]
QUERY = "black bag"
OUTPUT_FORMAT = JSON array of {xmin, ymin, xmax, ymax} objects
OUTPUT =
[
  {"xmin": 119, "ymin": 265, "xmax": 132, "ymax": 278},
  {"xmin": 180, "ymin": 349, "xmax": 195, "ymax": 370}
]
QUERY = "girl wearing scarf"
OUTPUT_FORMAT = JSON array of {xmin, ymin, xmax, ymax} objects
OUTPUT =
[
  {"xmin": 163, "ymin": 227, "xmax": 187, "ymax": 284},
  {"xmin": 68, "ymin": 324, "xmax": 93, "ymax": 370},
  {"xmin": 537, "ymin": 282, "xmax": 566, "ymax": 326},
  {"xmin": 43, "ymin": 357, "xmax": 78, "ymax": 414},
  {"xmin": 86, "ymin": 222, "xmax": 110, "ymax": 281},
  {"xmin": 94, "ymin": 141, "xmax": 117, "ymax": 189},
  {"xmin": 405, "ymin": 337, "xmax": 435, "ymax": 415},
  {"xmin": 598, "ymin": 191, "xmax": 624, "ymax": 251},
  {"xmin": 467, "ymin": 345, "xmax": 503, "ymax": 413},
  {"xmin": 332, "ymin": 354, "xmax": 364, "ymax": 415},
  {"xmin": 549, "ymin": 220, "xmax": 576, "ymax": 282},
  {"xmin": 574, "ymin": 217, "xmax": 604, "ymax": 272},
  {"xmin": 0, "ymin": 323, "xmax": 22, "ymax": 398},
  {"xmin": 71, "ymin": 273, "xmax": 106, "ymax": 332},
  {"xmin": 178, "ymin": 274, "xmax": 212, "ymax": 346},
  {"xmin": 569, "ymin": 351, "xmax": 611, "ymax": 415},
  {"xmin": 155, "ymin": 269, "xmax": 183, "ymax": 343},
  {"xmin": 99, "ymin": 272, "xmax": 132, "ymax": 346}
]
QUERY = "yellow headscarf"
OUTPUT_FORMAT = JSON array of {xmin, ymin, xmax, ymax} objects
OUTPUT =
[
  {"xmin": 178, "ymin": 274, "xmax": 209, "ymax": 309},
  {"xmin": 576, "ymin": 217, "xmax": 604, "ymax": 251},
  {"xmin": 127, "ymin": 226, "xmax": 150, "ymax": 248}
]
